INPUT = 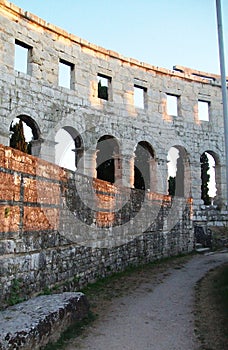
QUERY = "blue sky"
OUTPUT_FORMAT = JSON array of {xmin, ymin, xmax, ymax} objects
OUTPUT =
[{"xmin": 11, "ymin": 0, "xmax": 228, "ymax": 75}]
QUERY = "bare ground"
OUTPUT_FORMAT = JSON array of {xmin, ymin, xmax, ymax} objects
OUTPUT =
[{"xmin": 50, "ymin": 252, "xmax": 228, "ymax": 350}]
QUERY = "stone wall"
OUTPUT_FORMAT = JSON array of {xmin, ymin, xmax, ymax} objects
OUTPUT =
[
  {"xmin": 0, "ymin": 144, "xmax": 193, "ymax": 308},
  {"xmin": 0, "ymin": 0, "xmax": 227, "ymax": 211}
]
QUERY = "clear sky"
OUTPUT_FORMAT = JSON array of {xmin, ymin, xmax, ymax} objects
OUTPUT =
[{"xmin": 10, "ymin": 0, "xmax": 228, "ymax": 75}]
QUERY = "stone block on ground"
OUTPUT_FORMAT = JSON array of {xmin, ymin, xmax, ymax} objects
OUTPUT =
[{"xmin": 0, "ymin": 292, "xmax": 89, "ymax": 349}]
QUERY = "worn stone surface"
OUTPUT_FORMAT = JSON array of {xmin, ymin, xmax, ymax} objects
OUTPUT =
[{"xmin": 0, "ymin": 292, "xmax": 89, "ymax": 350}]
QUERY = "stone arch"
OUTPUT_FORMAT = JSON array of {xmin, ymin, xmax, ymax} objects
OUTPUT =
[
  {"xmin": 200, "ymin": 150, "xmax": 220, "ymax": 205},
  {"xmin": 167, "ymin": 145, "xmax": 191, "ymax": 197},
  {"xmin": 9, "ymin": 115, "xmax": 41, "ymax": 156},
  {"xmin": 55, "ymin": 126, "xmax": 84, "ymax": 171},
  {"xmin": 96, "ymin": 135, "xmax": 120, "ymax": 183},
  {"xmin": 134, "ymin": 141, "xmax": 156, "ymax": 191}
]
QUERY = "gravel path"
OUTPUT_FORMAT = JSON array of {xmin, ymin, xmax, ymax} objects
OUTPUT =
[{"xmin": 65, "ymin": 252, "xmax": 228, "ymax": 350}]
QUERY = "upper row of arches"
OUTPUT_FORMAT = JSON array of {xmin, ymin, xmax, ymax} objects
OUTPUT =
[{"xmin": 9, "ymin": 115, "xmax": 219, "ymax": 205}]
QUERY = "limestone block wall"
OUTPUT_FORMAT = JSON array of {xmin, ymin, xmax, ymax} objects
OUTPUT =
[
  {"xmin": 0, "ymin": 0, "xmax": 227, "ymax": 213},
  {"xmin": 0, "ymin": 144, "xmax": 193, "ymax": 307}
]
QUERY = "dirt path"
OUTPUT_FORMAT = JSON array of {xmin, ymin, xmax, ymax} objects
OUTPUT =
[{"xmin": 64, "ymin": 252, "xmax": 228, "ymax": 350}]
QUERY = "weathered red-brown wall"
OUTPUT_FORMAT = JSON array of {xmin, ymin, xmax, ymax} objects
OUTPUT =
[{"xmin": 0, "ymin": 144, "xmax": 193, "ymax": 308}]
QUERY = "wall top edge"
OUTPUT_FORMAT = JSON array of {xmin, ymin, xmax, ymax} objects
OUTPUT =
[{"xmin": 1, "ymin": 0, "xmax": 226, "ymax": 84}]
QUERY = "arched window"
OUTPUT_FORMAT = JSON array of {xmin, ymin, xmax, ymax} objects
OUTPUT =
[
  {"xmin": 167, "ymin": 146, "xmax": 190, "ymax": 197},
  {"xmin": 134, "ymin": 141, "xmax": 155, "ymax": 191},
  {"xmin": 96, "ymin": 135, "xmax": 119, "ymax": 183},
  {"xmin": 9, "ymin": 115, "xmax": 40, "ymax": 155},
  {"xmin": 55, "ymin": 127, "xmax": 83, "ymax": 171}
]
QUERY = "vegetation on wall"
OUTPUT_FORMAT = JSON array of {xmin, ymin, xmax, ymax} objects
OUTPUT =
[
  {"xmin": 10, "ymin": 119, "xmax": 31, "ymax": 154},
  {"xmin": 168, "ymin": 176, "xmax": 176, "ymax": 196},
  {"xmin": 200, "ymin": 152, "xmax": 211, "ymax": 205}
]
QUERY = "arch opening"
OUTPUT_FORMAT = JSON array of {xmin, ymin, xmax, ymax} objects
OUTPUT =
[
  {"xmin": 55, "ymin": 127, "xmax": 83, "ymax": 171},
  {"xmin": 9, "ymin": 115, "xmax": 40, "ymax": 155},
  {"xmin": 167, "ymin": 146, "xmax": 190, "ymax": 197},
  {"xmin": 96, "ymin": 135, "xmax": 119, "ymax": 183},
  {"xmin": 134, "ymin": 141, "xmax": 155, "ymax": 191}
]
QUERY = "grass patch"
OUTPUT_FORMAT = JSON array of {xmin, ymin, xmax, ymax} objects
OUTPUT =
[
  {"xmin": 211, "ymin": 263, "xmax": 228, "ymax": 333},
  {"xmin": 195, "ymin": 262, "xmax": 228, "ymax": 350},
  {"xmin": 7, "ymin": 278, "xmax": 25, "ymax": 306},
  {"xmin": 81, "ymin": 254, "xmax": 190, "ymax": 300}
]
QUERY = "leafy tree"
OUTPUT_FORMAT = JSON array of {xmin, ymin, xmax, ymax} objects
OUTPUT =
[
  {"xmin": 168, "ymin": 176, "xmax": 176, "ymax": 196},
  {"xmin": 10, "ymin": 119, "xmax": 29, "ymax": 153},
  {"xmin": 201, "ymin": 152, "xmax": 211, "ymax": 205}
]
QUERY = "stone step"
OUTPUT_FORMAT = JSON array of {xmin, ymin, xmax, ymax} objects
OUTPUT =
[
  {"xmin": 0, "ymin": 292, "xmax": 89, "ymax": 350},
  {"xmin": 195, "ymin": 247, "xmax": 210, "ymax": 254},
  {"xmin": 195, "ymin": 243, "xmax": 203, "ymax": 249}
]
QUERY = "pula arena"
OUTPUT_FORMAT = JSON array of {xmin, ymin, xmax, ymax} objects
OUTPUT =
[{"xmin": 0, "ymin": 0, "xmax": 227, "ymax": 226}]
